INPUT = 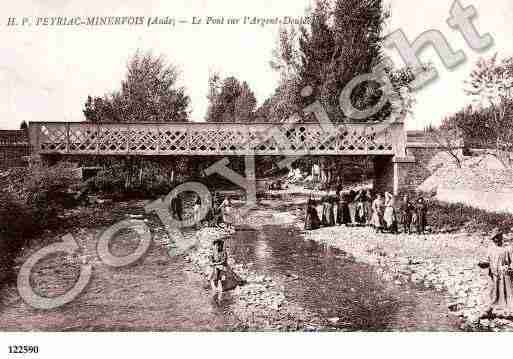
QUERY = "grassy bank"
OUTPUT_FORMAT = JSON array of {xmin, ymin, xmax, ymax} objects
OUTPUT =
[{"xmin": 427, "ymin": 199, "xmax": 513, "ymax": 234}]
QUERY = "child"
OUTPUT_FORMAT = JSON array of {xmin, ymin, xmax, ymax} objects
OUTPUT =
[{"xmin": 209, "ymin": 238, "xmax": 227, "ymax": 301}]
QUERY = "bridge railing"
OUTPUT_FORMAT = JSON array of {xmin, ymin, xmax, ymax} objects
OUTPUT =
[{"xmin": 28, "ymin": 121, "xmax": 404, "ymax": 156}]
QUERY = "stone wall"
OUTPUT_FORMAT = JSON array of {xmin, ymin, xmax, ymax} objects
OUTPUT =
[{"xmin": 372, "ymin": 144, "xmax": 460, "ymax": 196}]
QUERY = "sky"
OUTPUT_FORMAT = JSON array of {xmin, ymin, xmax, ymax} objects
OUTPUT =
[{"xmin": 0, "ymin": 0, "xmax": 512, "ymax": 130}]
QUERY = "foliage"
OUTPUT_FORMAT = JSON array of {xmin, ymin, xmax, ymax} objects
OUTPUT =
[
  {"xmin": 464, "ymin": 54, "xmax": 513, "ymax": 107},
  {"xmin": 426, "ymin": 199, "xmax": 513, "ymax": 234},
  {"xmin": 19, "ymin": 120, "xmax": 28, "ymax": 131},
  {"xmin": 425, "ymin": 118, "xmax": 463, "ymax": 168},
  {"xmin": 5, "ymin": 163, "xmax": 79, "ymax": 224},
  {"xmin": 448, "ymin": 100, "xmax": 513, "ymax": 167},
  {"xmin": 83, "ymin": 50, "xmax": 190, "ymax": 123},
  {"xmin": 260, "ymin": 0, "xmax": 419, "ymax": 123},
  {"xmin": 0, "ymin": 163, "xmax": 79, "ymax": 286},
  {"xmin": 205, "ymin": 73, "xmax": 257, "ymax": 122},
  {"xmin": 84, "ymin": 157, "xmax": 202, "ymax": 197}
]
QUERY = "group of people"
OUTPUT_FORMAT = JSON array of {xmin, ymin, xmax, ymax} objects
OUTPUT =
[
  {"xmin": 171, "ymin": 191, "xmax": 234, "ymax": 230},
  {"xmin": 305, "ymin": 189, "xmax": 428, "ymax": 234}
]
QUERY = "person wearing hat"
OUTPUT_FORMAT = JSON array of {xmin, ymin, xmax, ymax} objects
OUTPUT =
[
  {"xmin": 478, "ymin": 228, "xmax": 513, "ymax": 319},
  {"xmin": 209, "ymin": 237, "xmax": 228, "ymax": 300}
]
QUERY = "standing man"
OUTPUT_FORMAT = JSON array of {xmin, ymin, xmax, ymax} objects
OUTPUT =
[
  {"xmin": 478, "ymin": 229, "xmax": 513, "ymax": 319},
  {"xmin": 399, "ymin": 194, "xmax": 414, "ymax": 234}
]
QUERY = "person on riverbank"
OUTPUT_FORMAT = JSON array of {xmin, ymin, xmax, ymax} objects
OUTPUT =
[
  {"xmin": 321, "ymin": 196, "xmax": 335, "ymax": 227},
  {"xmin": 478, "ymin": 228, "xmax": 513, "ymax": 319},
  {"xmin": 347, "ymin": 190, "xmax": 357, "ymax": 226},
  {"xmin": 364, "ymin": 190, "xmax": 373, "ymax": 227},
  {"xmin": 399, "ymin": 194, "xmax": 414, "ymax": 234},
  {"xmin": 371, "ymin": 193, "xmax": 384, "ymax": 233},
  {"xmin": 413, "ymin": 197, "xmax": 428, "ymax": 234},
  {"xmin": 171, "ymin": 193, "xmax": 183, "ymax": 221},
  {"xmin": 305, "ymin": 197, "xmax": 321, "ymax": 230},
  {"xmin": 354, "ymin": 190, "xmax": 368, "ymax": 226},
  {"xmin": 383, "ymin": 192, "xmax": 398, "ymax": 234},
  {"xmin": 337, "ymin": 192, "xmax": 351, "ymax": 226}
]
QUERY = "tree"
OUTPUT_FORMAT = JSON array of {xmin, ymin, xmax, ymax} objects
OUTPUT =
[
  {"xmin": 451, "ymin": 101, "xmax": 513, "ymax": 168},
  {"xmin": 464, "ymin": 54, "xmax": 513, "ymax": 108},
  {"xmin": 425, "ymin": 118, "xmax": 463, "ymax": 168},
  {"xmin": 205, "ymin": 73, "xmax": 257, "ymax": 122},
  {"xmin": 83, "ymin": 51, "xmax": 190, "ymax": 122},
  {"xmin": 456, "ymin": 54, "xmax": 513, "ymax": 167},
  {"xmin": 265, "ymin": 0, "xmax": 419, "ymax": 124},
  {"xmin": 19, "ymin": 120, "xmax": 28, "ymax": 131}
]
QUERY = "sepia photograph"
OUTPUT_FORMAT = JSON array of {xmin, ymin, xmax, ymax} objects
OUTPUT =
[{"xmin": 1, "ymin": 0, "xmax": 513, "ymax": 357}]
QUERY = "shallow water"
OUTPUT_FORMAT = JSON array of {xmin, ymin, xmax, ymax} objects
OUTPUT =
[{"xmin": 225, "ymin": 205, "xmax": 461, "ymax": 331}]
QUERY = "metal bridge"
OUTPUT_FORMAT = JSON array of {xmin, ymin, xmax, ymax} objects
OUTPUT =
[{"xmin": 28, "ymin": 121, "xmax": 406, "ymax": 157}]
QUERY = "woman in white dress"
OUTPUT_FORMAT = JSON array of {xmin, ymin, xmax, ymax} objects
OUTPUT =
[
  {"xmin": 371, "ymin": 193, "xmax": 384, "ymax": 232},
  {"xmin": 383, "ymin": 192, "xmax": 398, "ymax": 233}
]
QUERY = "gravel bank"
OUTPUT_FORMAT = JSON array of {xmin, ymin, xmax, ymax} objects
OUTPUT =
[{"xmin": 303, "ymin": 224, "xmax": 513, "ymax": 331}]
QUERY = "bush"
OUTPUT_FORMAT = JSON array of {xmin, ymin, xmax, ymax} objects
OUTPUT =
[
  {"xmin": 0, "ymin": 163, "xmax": 79, "ymax": 286},
  {"xmin": 426, "ymin": 199, "xmax": 513, "ymax": 234},
  {"xmin": 84, "ymin": 159, "xmax": 188, "ymax": 198}
]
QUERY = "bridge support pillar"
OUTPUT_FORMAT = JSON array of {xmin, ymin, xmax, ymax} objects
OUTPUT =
[{"xmin": 373, "ymin": 156, "xmax": 417, "ymax": 196}]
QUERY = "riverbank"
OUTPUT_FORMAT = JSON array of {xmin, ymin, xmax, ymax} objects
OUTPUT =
[
  {"xmin": 0, "ymin": 195, "xmax": 500, "ymax": 331},
  {"xmin": 186, "ymin": 200, "xmax": 462, "ymax": 331}
]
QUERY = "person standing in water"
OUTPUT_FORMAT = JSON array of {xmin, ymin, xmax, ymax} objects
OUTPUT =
[
  {"xmin": 478, "ymin": 229, "xmax": 513, "ymax": 319},
  {"xmin": 209, "ymin": 238, "xmax": 228, "ymax": 301}
]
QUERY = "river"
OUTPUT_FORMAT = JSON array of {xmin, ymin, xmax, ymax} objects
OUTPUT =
[{"xmin": 221, "ymin": 197, "xmax": 462, "ymax": 331}]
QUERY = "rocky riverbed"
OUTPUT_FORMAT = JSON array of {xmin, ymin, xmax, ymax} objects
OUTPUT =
[
  {"xmin": 183, "ymin": 224, "xmax": 325, "ymax": 331},
  {"xmin": 303, "ymin": 223, "xmax": 513, "ymax": 331}
]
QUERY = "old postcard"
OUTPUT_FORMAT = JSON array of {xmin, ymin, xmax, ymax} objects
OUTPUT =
[{"xmin": 1, "ymin": 0, "xmax": 513, "ymax": 357}]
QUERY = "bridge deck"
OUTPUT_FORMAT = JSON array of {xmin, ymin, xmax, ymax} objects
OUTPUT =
[{"xmin": 28, "ymin": 121, "xmax": 405, "ymax": 156}]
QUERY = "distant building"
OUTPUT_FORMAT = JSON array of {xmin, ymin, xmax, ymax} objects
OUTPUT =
[{"xmin": 0, "ymin": 130, "xmax": 29, "ymax": 170}]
